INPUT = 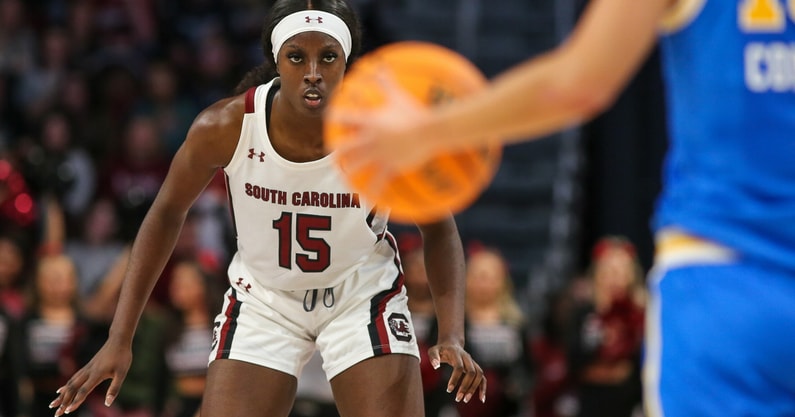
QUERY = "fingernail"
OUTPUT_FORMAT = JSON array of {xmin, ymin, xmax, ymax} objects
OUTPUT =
[
  {"xmin": 464, "ymin": 394, "xmax": 472, "ymax": 403},
  {"xmin": 446, "ymin": 386, "xmax": 453, "ymax": 393},
  {"xmin": 455, "ymin": 393, "xmax": 463, "ymax": 402},
  {"xmin": 431, "ymin": 359, "xmax": 440, "ymax": 369},
  {"xmin": 49, "ymin": 400, "xmax": 57, "ymax": 409},
  {"xmin": 105, "ymin": 395, "xmax": 114, "ymax": 407},
  {"xmin": 56, "ymin": 387, "xmax": 62, "ymax": 394},
  {"xmin": 481, "ymin": 394, "xmax": 486, "ymax": 403},
  {"xmin": 64, "ymin": 406, "xmax": 71, "ymax": 414}
]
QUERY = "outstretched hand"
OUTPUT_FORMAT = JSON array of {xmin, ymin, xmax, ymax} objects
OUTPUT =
[
  {"xmin": 326, "ymin": 70, "xmax": 440, "ymax": 192},
  {"xmin": 428, "ymin": 341, "xmax": 487, "ymax": 404},
  {"xmin": 49, "ymin": 341, "xmax": 133, "ymax": 416}
]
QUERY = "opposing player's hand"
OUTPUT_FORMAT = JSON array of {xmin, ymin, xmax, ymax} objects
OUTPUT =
[
  {"xmin": 428, "ymin": 341, "xmax": 487, "ymax": 404},
  {"xmin": 326, "ymin": 70, "xmax": 439, "ymax": 189},
  {"xmin": 49, "ymin": 340, "xmax": 133, "ymax": 416}
]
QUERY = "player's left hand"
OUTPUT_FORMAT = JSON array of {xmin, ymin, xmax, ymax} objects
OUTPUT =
[{"xmin": 428, "ymin": 341, "xmax": 487, "ymax": 404}]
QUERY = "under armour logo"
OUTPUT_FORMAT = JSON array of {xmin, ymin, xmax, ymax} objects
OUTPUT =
[
  {"xmin": 235, "ymin": 277, "xmax": 252, "ymax": 293},
  {"xmin": 248, "ymin": 148, "xmax": 265, "ymax": 162},
  {"xmin": 305, "ymin": 16, "xmax": 323, "ymax": 23}
]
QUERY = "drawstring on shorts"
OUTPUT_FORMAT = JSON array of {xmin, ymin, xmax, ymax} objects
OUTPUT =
[{"xmin": 303, "ymin": 287, "xmax": 335, "ymax": 311}]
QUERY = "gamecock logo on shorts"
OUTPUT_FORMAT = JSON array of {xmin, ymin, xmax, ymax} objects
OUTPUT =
[{"xmin": 388, "ymin": 313, "xmax": 413, "ymax": 342}]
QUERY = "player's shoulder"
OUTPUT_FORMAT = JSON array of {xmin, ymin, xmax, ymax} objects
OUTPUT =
[
  {"xmin": 190, "ymin": 93, "xmax": 248, "ymax": 138},
  {"xmin": 660, "ymin": 0, "xmax": 707, "ymax": 34},
  {"xmin": 180, "ymin": 92, "xmax": 250, "ymax": 167}
]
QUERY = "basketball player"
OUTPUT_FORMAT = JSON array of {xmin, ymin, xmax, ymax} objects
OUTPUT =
[
  {"xmin": 331, "ymin": 0, "xmax": 795, "ymax": 416},
  {"xmin": 49, "ymin": 1, "xmax": 486, "ymax": 416}
]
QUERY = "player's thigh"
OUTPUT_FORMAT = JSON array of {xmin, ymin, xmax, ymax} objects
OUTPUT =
[
  {"xmin": 330, "ymin": 354, "xmax": 424, "ymax": 417},
  {"xmin": 645, "ymin": 263, "xmax": 795, "ymax": 417},
  {"xmin": 201, "ymin": 358, "xmax": 298, "ymax": 417}
]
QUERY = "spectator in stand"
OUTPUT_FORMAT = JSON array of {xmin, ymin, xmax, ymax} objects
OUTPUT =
[
  {"xmin": 567, "ymin": 236, "xmax": 645, "ymax": 417},
  {"xmin": 162, "ymin": 259, "xmax": 224, "ymax": 417},
  {"xmin": 0, "ymin": 231, "xmax": 32, "ymax": 320},
  {"xmin": 134, "ymin": 60, "xmax": 199, "ymax": 156},
  {"xmin": 16, "ymin": 26, "xmax": 73, "ymax": 120},
  {"xmin": 19, "ymin": 110, "xmax": 96, "ymax": 234},
  {"xmin": 91, "ymin": 65, "xmax": 143, "ymax": 140},
  {"xmin": 97, "ymin": 114, "xmax": 169, "ymax": 241},
  {"xmin": 531, "ymin": 286, "xmax": 581, "ymax": 417},
  {"xmin": 399, "ymin": 233, "xmax": 452, "ymax": 417},
  {"xmin": 63, "ymin": 197, "xmax": 126, "ymax": 300},
  {"xmin": 192, "ymin": 31, "xmax": 241, "ymax": 109},
  {"xmin": 0, "ymin": 0, "xmax": 36, "ymax": 76},
  {"xmin": 0, "ymin": 304, "xmax": 23, "ymax": 417},
  {"xmin": 18, "ymin": 254, "xmax": 91, "ymax": 417},
  {"xmin": 53, "ymin": 71, "xmax": 111, "ymax": 165},
  {"xmin": 459, "ymin": 244, "xmax": 533, "ymax": 417}
]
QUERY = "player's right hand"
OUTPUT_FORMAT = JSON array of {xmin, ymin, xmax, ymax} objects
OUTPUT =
[
  {"xmin": 326, "ymin": 69, "xmax": 439, "ymax": 187},
  {"xmin": 49, "ymin": 340, "xmax": 133, "ymax": 416}
]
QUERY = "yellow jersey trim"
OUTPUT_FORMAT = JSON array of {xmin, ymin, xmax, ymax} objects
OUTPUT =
[
  {"xmin": 654, "ymin": 228, "xmax": 736, "ymax": 269},
  {"xmin": 660, "ymin": 0, "xmax": 708, "ymax": 34}
]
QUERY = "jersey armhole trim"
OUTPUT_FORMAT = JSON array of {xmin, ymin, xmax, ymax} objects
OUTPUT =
[
  {"xmin": 660, "ymin": 0, "xmax": 707, "ymax": 34},
  {"xmin": 245, "ymin": 86, "xmax": 257, "ymax": 113}
]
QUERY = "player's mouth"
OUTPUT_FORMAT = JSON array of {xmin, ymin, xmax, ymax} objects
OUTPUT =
[{"xmin": 304, "ymin": 90, "xmax": 323, "ymax": 108}]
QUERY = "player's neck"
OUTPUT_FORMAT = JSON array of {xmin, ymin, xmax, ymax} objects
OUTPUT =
[{"xmin": 270, "ymin": 103, "xmax": 327, "ymax": 161}]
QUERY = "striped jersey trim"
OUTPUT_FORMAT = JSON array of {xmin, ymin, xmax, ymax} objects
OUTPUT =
[
  {"xmin": 224, "ymin": 172, "xmax": 238, "ymax": 238},
  {"xmin": 244, "ymin": 86, "xmax": 257, "ymax": 113},
  {"xmin": 215, "ymin": 288, "xmax": 242, "ymax": 359},
  {"xmin": 367, "ymin": 233, "xmax": 405, "ymax": 355}
]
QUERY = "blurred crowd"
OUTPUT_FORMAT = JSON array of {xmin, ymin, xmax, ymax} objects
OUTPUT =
[
  {"xmin": 0, "ymin": 1, "xmax": 647, "ymax": 416},
  {"xmin": 395, "ymin": 235, "xmax": 646, "ymax": 417},
  {"xmin": 1, "ymin": 1, "xmax": 268, "ymax": 416}
]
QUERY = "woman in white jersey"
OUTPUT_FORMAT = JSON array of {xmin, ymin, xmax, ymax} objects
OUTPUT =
[{"xmin": 50, "ymin": 1, "xmax": 486, "ymax": 416}]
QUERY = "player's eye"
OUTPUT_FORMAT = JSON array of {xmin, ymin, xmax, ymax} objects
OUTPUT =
[
  {"xmin": 288, "ymin": 53, "xmax": 302, "ymax": 63},
  {"xmin": 323, "ymin": 53, "xmax": 338, "ymax": 63}
]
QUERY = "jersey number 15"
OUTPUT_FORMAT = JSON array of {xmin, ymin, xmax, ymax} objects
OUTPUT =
[{"xmin": 273, "ymin": 212, "xmax": 331, "ymax": 273}]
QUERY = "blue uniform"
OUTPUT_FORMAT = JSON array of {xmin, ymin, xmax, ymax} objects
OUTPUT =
[
  {"xmin": 655, "ymin": 0, "xmax": 795, "ymax": 271},
  {"xmin": 645, "ymin": 1, "xmax": 795, "ymax": 416}
]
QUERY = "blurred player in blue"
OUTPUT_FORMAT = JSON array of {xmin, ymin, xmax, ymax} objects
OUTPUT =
[{"xmin": 331, "ymin": 0, "xmax": 795, "ymax": 415}]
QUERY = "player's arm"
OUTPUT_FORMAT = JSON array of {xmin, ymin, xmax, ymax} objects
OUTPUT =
[
  {"xmin": 425, "ymin": 0, "xmax": 673, "ymax": 149},
  {"xmin": 417, "ymin": 217, "xmax": 486, "ymax": 403},
  {"xmin": 330, "ymin": 0, "xmax": 673, "ymax": 173},
  {"xmin": 102, "ymin": 96, "xmax": 243, "ymax": 349},
  {"xmin": 51, "ymin": 95, "xmax": 245, "ymax": 416}
]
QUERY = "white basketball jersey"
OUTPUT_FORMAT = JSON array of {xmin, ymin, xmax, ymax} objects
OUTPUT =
[{"xmin": 223, "ymin": 80, "xmax": 396, "ymax": 291}]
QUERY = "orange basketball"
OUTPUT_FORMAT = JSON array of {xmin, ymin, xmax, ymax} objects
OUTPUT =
[{"xmin": 325, "ymin": 41, "xmax": 502, "ymax": 224}]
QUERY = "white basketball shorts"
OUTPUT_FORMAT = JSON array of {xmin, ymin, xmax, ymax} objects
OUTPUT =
[{"xmin": 208, "ymin": 266, "xmax": 420, "ymax": 379}]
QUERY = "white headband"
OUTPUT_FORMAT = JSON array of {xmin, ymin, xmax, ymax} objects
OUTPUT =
[{"xmin": 271, "ymin": 10, "xmax": 352, "ymax": 63}]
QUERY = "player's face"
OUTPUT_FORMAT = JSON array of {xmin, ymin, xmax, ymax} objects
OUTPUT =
[{"xmin": 276, "ymin": 31, "xmax": 347, "ymax": 116}]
